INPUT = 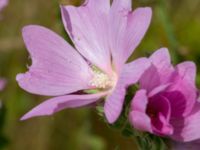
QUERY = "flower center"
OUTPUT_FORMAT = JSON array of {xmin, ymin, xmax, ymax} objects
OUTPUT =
[
  {"xmin": 146, "ymin": 107, "xmax": 157, "ymax": 119},
  {"xmin": 89, "ymin": 66, "xmax": 115, "ymax": 89}
]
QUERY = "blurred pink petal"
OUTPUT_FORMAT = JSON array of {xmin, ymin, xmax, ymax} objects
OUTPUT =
[
  {"xmin": 0, "ymin": 78, "xmax": 6, "ymax": 91},
  {"xmin": 0, "ymin": 0, "xmax": 8, "ymax": 12}
]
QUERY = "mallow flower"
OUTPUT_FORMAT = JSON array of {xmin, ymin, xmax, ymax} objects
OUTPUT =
[
  {"xmin": 16, "ymin": 0, "xmax": 152, "ymax": 123},
  {"xmin": 129, "ymin": 48, "xmax": 200, "ymax": 142}
]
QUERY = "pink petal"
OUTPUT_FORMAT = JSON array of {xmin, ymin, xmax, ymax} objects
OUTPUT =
[
  {"xmin": 130, "ymin": 90, "xmax": 173, "ymax": 134},
  {"xmin": 111, "ymin": 0, "xmax": 132, "ymax": 11},
  {"xmin": 149, "ymin": 48, "xmax": 174, "ymax": 83},
  {"xmin": 120, "ymin": 57, "xmax": 150, "ymax": 85},
  {"xmin": 174, "ymin": 61, "xmax": 196, "ymax": 85},
  {"xmin": 140, "ymin": 64, "xmax": 161, "ymax": 93},
  {"xmin": 21, "ymin": 92, "xmax": 107, "ymax": 120},
  {"xmin": 129, "ymin": 89, "xmax": 152, "ymax": 132},
  {"xmin": 145, "ymin": 93, "xmax": 173, "ymax": 135},
  {"xmin": 170, "ymin": 103, "xmax": 200, "ymax": 142},
  {"xmin": 129, "ymin": 111, "xmax": 152, "ymax": 133},
  {"xmin": 109, "ymin": 0, "xmax": 131, "ymax": 71},
  {"xmin": 148, "ymin": 95, "xmax": 171, "ymax": 121},
  {"xmin": 0, "ymin": 0, "xmax": 8, "ymax": 12},
  {"xmin": 124, "ymin": 7, "xmax": 152, "ymax": 64},
  {"xmin": 131, "ymin": 89, "xmax": 148, "ymax": 112},
  {"xmin": 110, "ymin": 5, "xmax": 152, "ymax": 72},
  {"xmin": 167, "ymin": 61, "xmax": 197, "ymax": 117},
  {"xmin": 152, "ymin": 112, "xmax": 173, "ymax": 136},
  {"xmin": 148, "ymin": 83, "xmax": 171, "ymax": 97},
  {"xmin": 60, "ymin": 1, "xmax": 112, "ymax": 74},
  {"xmin": 104, "ymin": 58, "xmax": 150, "ymax": 124},
  {"xmin": 17, "ymin": 25, "xmax": 92, "ymax": 96},
  {"xmin": 104, "ymin": 81, "xmax": 126, "ymax": 123}
]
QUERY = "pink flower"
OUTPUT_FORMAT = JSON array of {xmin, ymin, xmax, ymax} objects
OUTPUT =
[
  {"xmin": 17, "ymin": 0, "xmax": 152, "ymax": 123},
  {"xmin": 0, "ymin": 0, "xmax": 8, "ymax": 12},
  {"xmin": 129, "ymin": 48, "xmax": 200, "ymax": 142}
]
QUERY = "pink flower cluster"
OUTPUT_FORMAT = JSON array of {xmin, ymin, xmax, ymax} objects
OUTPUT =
[{"xmin": 16, "ymin": 0, "xmax": 200, "ymax": 145}]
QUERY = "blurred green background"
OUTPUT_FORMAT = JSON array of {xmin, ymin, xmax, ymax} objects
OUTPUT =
[{"xmin": 0, "ymin": 0, "xmax": 200, "ymax": 149}]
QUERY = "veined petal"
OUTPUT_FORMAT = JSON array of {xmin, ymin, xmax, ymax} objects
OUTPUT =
[
  {"xmin": 21, "ymin": 92, "xmax": 107, "ymax": 120},
  {"xmin": 124, "ymin": 7, "xmax": 152, "ymax": 64},
  {"xmin": 149, "ymin": 48, "xmax": 174, "ymax": 83},
  {"xmin": 17, "ymin": 25, "xmax": 92, "ymax": 96},
  {"xmin": 110, "ymin": 6, "xmax": 152, "ymax": 72},
  {"xmin": 104, "ymin": 80, "xmax": 126, "ymax": 123},
  {"xmin": 171, "ymin": 103, "xmax": 200, "ymax": 142},
  {"xmin": 60, "ymin": 0, "xmax": 112, "ymax": 74},
  {"xmin": 109, "ymin": 0, "xmax": 131, "ymax": 71}
]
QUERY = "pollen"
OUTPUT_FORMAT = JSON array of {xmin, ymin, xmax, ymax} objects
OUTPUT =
[{"xmin": 89, "ymin": 66, "xmax": 114, "ymax": 89}]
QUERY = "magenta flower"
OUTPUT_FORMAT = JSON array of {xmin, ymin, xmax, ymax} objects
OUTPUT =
[
  {"xmin": 17, "ymin": 0, "xmax": 152, "ymax": 123},
  {"xmin": 0, "ymin": 0, "xmax": 8, "ymax": 12},
  {"xmin": 129, "ymin": 48, "xmax": 200, "ymax": 142}
]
